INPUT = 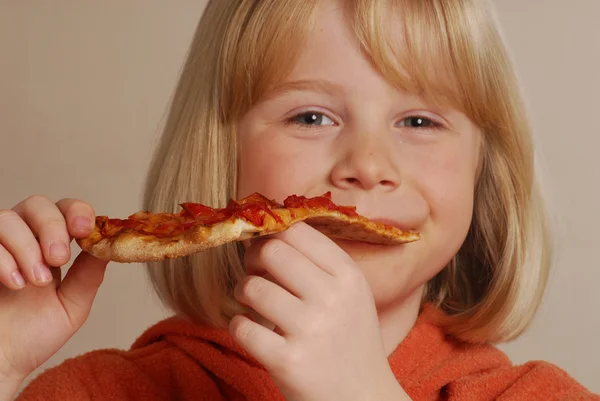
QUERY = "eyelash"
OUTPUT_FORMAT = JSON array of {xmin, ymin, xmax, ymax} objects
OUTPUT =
[
  {"xmin": 285, "ymin": 111, "xmax": 445, "ymax": 131},
  {"xmin": 396, "ymin": 115, "xmax": 445, "ymax": 131},
  {"xmin": 284, "ymin": 111, "xmax": 335, "ymax": 129}
]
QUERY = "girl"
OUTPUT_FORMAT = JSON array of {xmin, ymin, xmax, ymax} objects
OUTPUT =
[{"xmin": 1, "ymin": 0, "xmax": 597, "ymax": 400}]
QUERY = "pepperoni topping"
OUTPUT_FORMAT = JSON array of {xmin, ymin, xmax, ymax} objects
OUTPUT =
[
  {"xmin": 283, "ymin": 192, "xmax": 358, "ymax": 217},
  {"xmin": 98, "ymin": 192, "xmax": 356, "ymax": 238},
  {"xmin": 180, "ymin": 203, "xmax": 217, "ymax": 219}
]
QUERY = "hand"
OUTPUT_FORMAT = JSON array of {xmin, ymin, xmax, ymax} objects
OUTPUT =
[
  {"xmin": 0, "ymin": 196, "xmax": 108, "ymax": 388},
  {"xmin": 230, "ymin": 222, "xmax": 409, "ymax": 401}
]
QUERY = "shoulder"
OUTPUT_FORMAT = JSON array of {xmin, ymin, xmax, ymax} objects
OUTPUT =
[
  {"xmin": 15, "ymin": 346, "xmax": 163, "ymax": 401},
  {"xmin": 438, "ymin": 328, "xmax": 599, "ymax": 399},
  {"xmin": 446, "ymin": 358, "xmax": 599, "ymax": 400},
  {"xmin": 15, "ymin": 319, "xmax": 224, "ymax": 401},
  {"xmin": 396, "ymin": 305, "xmax": 599, "ymax": 400}
]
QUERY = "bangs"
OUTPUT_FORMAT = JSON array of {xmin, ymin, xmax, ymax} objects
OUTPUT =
[
  {"xmin": 220, "ymin": 0, "xmax": 319, "ymax": 121},
  {"xmin": 221, "ymin": 0, "xmax": 507, "ymax": 131},
  {"xmin": 349, "ymin": 0, "xmax": 499, "ymax": 128}
]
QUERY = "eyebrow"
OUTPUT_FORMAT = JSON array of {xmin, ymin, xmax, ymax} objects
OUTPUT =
[{"xmin": 263, "ymin": 79, "xmax": 344, "ymax": 100}]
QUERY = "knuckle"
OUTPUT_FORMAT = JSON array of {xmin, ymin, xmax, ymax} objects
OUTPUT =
[
  {"xmin": 255, "ymin": 239, "xmax": 283, "ymax": 262},
  {"xmin": 67, "ymin": 199, "xmax": 93, "ymax": 214},
  {"xmin": 7, "ymin": 236, "xmax": 42, "ymax": 261},
  {"xmin": 0, "ymin": 255, "xmax": 17, "ymax": 273},
  {"xmin": 339, "ymin": 265, "xmax": 364, "ymax": 288},
  {"xmin": 0, "ymin": 209, "xmax": 19, "ymax": 223},
  {"xmin": 278, "ymin": 346, "xmax": 304, "ymax": 373},
  {"xmin": 280, "ymin": 221, "xmax": 301, "ymax": 236},
  {"xmin": 57, "ymin": 198, "xmax": 94, "ymax": 219},
  {"xmin": 41, "ymin": 217, "xmax": 68, "ymax": 232},
  {"xmin": 300, "ymin": 316, "xmax": 322, "ymax": 337},
  {"xmin": 240, "ymin": 275, "xmax": 266, "ymax": 299},
  {"xmin": 319, "ymin": 291, "xmax": 340, "ymax": 309},
  {"xmin": 258, "ymin": 239, "xmax": 282, "ymax": 260},
  {"xmin": 25, "ymin": 194, "xmax": 50, "ymax": 205},
  {"xmin": 18, "ymin": 195, "xmax": 52, "ymax": 215},
  {"xmin": 230, "ymin": 315, "xmax": 252, "ymax": 341},
  {"xmin": 64, "ymin": 198, "xmax": 82, "ymax": 210},
  {"xmin": 13, "ymin": 195, "xmax": 58, "ymax": 222}
]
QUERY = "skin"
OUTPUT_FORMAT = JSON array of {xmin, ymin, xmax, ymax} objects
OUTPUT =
[
  {"xmin": 0, "ymin": 197, "xmax": 107, "ymax": 400},
  {"xmin": 0, "ymin": 1, "xmax": 480, "ymax": 400},
  {"xmin": 232, "ymin": 1, "xmax": 481, "ymax": 400}
]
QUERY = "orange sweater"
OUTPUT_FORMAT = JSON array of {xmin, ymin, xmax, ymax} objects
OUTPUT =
[{"xmin": 16, "ymin": 305, "xmax": 598, "ymax": 401}]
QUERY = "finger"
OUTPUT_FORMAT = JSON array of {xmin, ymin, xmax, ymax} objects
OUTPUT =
[
  {"xmin": 55, "ymin": 198, "xmax": 96, "ymax": 238},
  {"xmin": 0, "ymin": 209, "xmax": 53, "ymax": 286},
  {"xmin": 234, "ymin": 274, "xmax": 303, "ymax": 334},
  {"xmin": 57, "ymin": 251, "xmax": 108, "ymax": 329},
  {"xmin": 12, "ymin": 195, "xmax": 71, "ymax": 267},
  {"xmin": 244, "ymin": 238, "xmax": 331, "ymax": 299},
  {"xmin": 272, "ymin": 222, "xmax": 355, "ymax": 276},
  {"xmin": 0, "ymin": 245, "xmax": 26, "ymax": 290},
  {"xmin": 229, "ymin": 314, "xmax": 286, "ymax": 370}
]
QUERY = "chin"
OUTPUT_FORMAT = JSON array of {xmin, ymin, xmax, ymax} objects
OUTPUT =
[
  {"xmin": 334, "ymin": 241, "xmax": 408, "ymax": 296},
  {"xmin": 334, "ymin": 239, "xmax": 443, "ymax": 309}
]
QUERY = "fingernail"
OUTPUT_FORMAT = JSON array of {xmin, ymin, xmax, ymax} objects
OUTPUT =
[
  {"xmin": 74, "ymin": 216, "xmax": 93, "ymax": 231},
  {"xmin": 49, "ymin": 242, "xmax": 69, "ymax": 259},
  {"xmin": 33, "ymin": 262, "xmax": 53, "ymax": 283},
  {"xmin": 11, "ymin": 271, "xmax": 26, "ymax": 288}
]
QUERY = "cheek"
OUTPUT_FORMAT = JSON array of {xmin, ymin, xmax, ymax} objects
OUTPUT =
[
  {"xmin": 237, "ymin": 132, "xmax": 330, "ymax": 201},
  {"xmin": 401, "ymin": 139, "xmax": 479, "ymax": 277},
  {"xmin": 409, "ymin": 138, "xmax": 479, "ymax": 230},
  {"xmin": 425, "ymin": 163, "xmax": 475, "ymax": 226}
]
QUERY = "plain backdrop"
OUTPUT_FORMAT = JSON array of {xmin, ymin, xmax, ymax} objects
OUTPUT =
[{"xmin": 1, "ymin": 0, "xmax": 598, "ymax": 395}]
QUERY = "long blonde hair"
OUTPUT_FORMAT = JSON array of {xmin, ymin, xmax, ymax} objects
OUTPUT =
[{"xmin": 143, "ymin": 0, "xmax": 551, "ymax": 344}]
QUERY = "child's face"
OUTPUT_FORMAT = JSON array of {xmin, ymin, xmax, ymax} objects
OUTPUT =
[{"xmin": 237, "ymin": 1, "xmax": 481, "ymax": 310}]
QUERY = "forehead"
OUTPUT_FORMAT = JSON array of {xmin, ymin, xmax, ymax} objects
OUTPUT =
[
  {"xmin": 277, "ymin": 2, "xmax": 388, "ymax": 92},
  {"xmin": 268, "ymin": 0, "xmax": 461, "ymax": 110},
  {"xmin": 228, "ymin": 0, "xmax": 488, "ymax": 124},
  {"xmin": 289, "ymin": 1, "xmax": 374, "ymax": 73}
]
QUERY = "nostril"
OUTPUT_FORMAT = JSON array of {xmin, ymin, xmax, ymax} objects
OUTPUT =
[{"xmin": 346, "ymin": 178, "xmax": 359, "ymax": 184}]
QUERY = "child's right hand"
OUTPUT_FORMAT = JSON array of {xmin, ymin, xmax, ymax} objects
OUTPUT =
[{"xmin": 0, "ymin": 196, "xmax": 108, "ymax": 388}]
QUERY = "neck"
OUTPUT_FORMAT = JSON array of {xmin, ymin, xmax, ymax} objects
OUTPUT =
[{"xmin": 378, "ymin": 286, "xmax": 424, "ymax": 356}]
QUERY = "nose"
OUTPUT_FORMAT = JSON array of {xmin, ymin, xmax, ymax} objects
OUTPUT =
[{"xmin": 330, "ymin": 131, "xmax": 401, "ymax": 191}]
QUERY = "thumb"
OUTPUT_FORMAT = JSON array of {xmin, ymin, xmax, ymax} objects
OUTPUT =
[{"xmin": 57, "ymin": 251, "xmax": 108, "ymax": 329}]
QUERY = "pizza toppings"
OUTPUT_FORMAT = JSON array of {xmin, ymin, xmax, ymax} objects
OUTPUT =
[
  {"xmin": 283, "ymin": 192, "xmax": 358, "ymax": 217},
  {"xmin": 181, "ymin": 193, "xmax": 283, "ymax": 227},
  {"xmin": 98, "ymin": 213, "xmax": 197, "ymax": 238},
  {"xmin": 78, "ymin": 192, "xmax": 421, "ymax": 263},
  {"xmin": 96, "ymin": 192, "xmax": 383, "ymax": 239}
]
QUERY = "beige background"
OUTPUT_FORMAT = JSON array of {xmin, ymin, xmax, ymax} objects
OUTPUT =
[{"xmin": 1, "ymin": 0, "xmax": 598, "ymax": 396}]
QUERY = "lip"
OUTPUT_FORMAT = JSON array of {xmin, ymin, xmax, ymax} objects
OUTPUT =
[{"xmin": 368, "ymin": 217, "xmax": 413, "ymax": 232}]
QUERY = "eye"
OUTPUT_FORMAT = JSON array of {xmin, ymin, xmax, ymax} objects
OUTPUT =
[
  {"xmin": 396, "ymin": 116, "xmax": 442, "ymax": 130},
  {"xmin": 288, "ymin": 112, "xmax": 335, "ymax": 127}
]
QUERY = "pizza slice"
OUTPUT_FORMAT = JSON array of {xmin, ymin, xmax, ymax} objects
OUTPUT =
[{"xmin": 76, "ymin": 192, "xmax": 420, "ymax": 263}]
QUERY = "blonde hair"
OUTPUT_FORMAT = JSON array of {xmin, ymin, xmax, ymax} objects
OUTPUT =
[{"xmin": 143, "ymin": 0, "xmax": 552, "ymax": 344}]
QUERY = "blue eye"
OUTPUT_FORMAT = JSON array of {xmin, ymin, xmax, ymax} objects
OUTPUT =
[
  {"xmin": 397, "ymin": 116, "xmax": 441, "ymax": 129},
  {"xmin": 290, "ymin": 112, "xmax": 335, "ymax": 127}
]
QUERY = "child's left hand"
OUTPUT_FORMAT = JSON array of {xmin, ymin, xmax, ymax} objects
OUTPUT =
[{"xmin": 230, "ymin": 222, "xmax": 411, "ymax": 401}]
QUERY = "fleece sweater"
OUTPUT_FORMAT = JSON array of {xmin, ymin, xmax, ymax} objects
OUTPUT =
[{"xmin": 16, "ymin": 305, "xmax": 599, "ymax": 400}]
